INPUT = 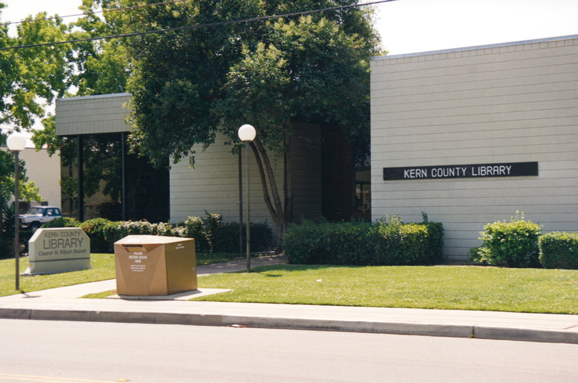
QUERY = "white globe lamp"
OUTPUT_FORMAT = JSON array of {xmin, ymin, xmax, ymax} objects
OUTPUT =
[
  {"xmin": 238, "ymin": 124, "xmax": 256, "ymax": 142},
  {"xmin": 6, "ymin": 134, "xmax": 26, "ymax": 152}
]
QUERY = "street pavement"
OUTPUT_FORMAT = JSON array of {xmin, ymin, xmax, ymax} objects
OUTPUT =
[{"xmin": 1, "ymin": 255, "xmax": 577, "ymax": 345}]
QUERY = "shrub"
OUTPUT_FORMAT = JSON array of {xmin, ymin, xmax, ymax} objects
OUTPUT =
[
  {"xmin": 375, "ymin": 217, "xmax": 429, "ymax": 265},
  {"xmin": 203, "ymin": 213, "xmax": 222, "ymax": 253},
  {"xmin": 476, "ymin": 212, "xmax": 542, "ymax": 268},
  {"xmin": 41, "ymin": 217, "xmax": 80, "ymax": 228},
  {"xmin": 103, "ymin": 220, "xmax": 181, "ymax": 247},
  {"xmin": 539, "ymin": 232, "xmax": 578, "ymax": 269},
  {"xmin": 0, "ymin": 236, "xmax": 11, "ymax": 260},
  {"xmin": 101, "ymin": 214, "xmax": 272, "ymax": 254},
  {"xmin": 102, "ymin": 221, "xmax": 123, "ymax": 244},
  {"xmin": 469, "ymin": 246, "xmax": 485, "ymax": 263},
  {"xmin": 80, "ymin": 218, "xmax": 112, "ymax": 253},
  {"xmin": 284, "ymin": 216, "xmax": 442, "ymax": 266},
  {"xmin": 423, "ymin": 222, "xmax": 445, "ymax": 264},
  {"xmin": 183, "ymin": 216, "xmax": 209, "ymax": 253}
]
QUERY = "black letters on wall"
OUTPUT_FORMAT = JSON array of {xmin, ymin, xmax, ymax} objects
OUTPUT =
[{"xmin": 383, "ymin": 162, "xmax": 538, "ymax": 181}]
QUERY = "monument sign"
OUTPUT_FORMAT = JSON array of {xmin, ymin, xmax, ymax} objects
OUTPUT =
[{"xmin": 24, "ymin": 228, "xmax": 92, "ymax": 275}]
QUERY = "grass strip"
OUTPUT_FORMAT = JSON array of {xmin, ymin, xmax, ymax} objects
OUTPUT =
[
  {"xmin": 0, "ymin": 252, "xmax": 257, "ymax": 297},
  {"xmin": 192, "ymin": 264, "xmax": 578, "ymax": 314}
]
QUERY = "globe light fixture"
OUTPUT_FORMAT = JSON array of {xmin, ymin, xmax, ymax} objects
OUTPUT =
[
  {"xmin": 238, "ymin": 124, "xmax": 256, "ymax": 272},
  {"xmin": 238, "ymin": 124, "xmax": 256, "ymax": 142},
  {"xmin": 6, "ymin": 133, "xmax": 26, "ymax": 291},
  {"xmin": 6, "ymin": 134, "xmax": 26, "ymax": 152}
]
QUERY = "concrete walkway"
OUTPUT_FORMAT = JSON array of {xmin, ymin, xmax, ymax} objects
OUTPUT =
[{"xmin": 1, "ymin": 255, "xmax": 577, "ymax": 345}]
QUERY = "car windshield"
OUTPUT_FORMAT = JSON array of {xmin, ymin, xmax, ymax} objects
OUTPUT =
[{"xmin": 26, "ymin": 208, "xmax": 45, "ymax": 215}]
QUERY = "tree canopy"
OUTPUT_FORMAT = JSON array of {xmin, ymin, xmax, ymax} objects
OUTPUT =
[
  {"xmin": 122, "ymin": 0, "xmax": 382, "ymax": 238},
  {"xmin": 1, "ymin": 2, "xmax": 69, "ymax": 205},
  {"xmin": 0, "ymin": 2, "xmax": 51, "ymax": 206},
  {"xmin": 0, "ymin": 3, "xmax": 72, "ymax": 130},
  {"xmin": 124, "ymin": 0, "xmax": 381, "ymax": 164},
  {"xmin": 2, "ymin": 0, "xmax": 383, "ymax": 241}
]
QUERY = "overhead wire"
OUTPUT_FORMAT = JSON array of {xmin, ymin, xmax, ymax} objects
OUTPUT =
[
  {"xmin": 1, "ymin": 0, "xmax": 191, "ymax": 26},
  {"xmin": 0, "ymin": 0, "xmax": 396, "ymax": 51}
]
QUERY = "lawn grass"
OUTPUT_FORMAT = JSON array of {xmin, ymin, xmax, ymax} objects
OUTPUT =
[
  {"xmin": 5, "ymin": 255, "xmax": 578, "ymax": 314},
  {"xmin": 0, "ymin": 252, "xmax": 256, "ymax": 297},
  {"xmin": 192, "ymin": 264, "xmax": 578, "ymax": 314},
  {"xmin": 0, "ymin": 254, "xmax": 116, "ymax": 297}
]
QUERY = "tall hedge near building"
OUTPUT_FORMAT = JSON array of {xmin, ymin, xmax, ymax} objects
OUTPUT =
[
  {"xmin": 284, "ymin": 217, "xmax": 444, "ymax": 266},
  {"xmin": 539, "ymin": 232, "xmax": 578, "ymax": 269}
]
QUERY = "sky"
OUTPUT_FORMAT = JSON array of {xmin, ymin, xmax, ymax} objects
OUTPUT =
[
  {"xmin": 2, "ymin": 0, "xmax": 578, "ymax": 55},
  {"xmin": 2, "ymin": 0, "xmax": 578, "ymax": 133}
]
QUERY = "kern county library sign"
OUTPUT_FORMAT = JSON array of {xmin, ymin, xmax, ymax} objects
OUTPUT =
[
  {"xmin": 383, "ymin": 162, "xmax": 539, "ymax": 181},
  {"xmin": 24, "ymin": 228, "xmax": 92, "ymax": 275}
]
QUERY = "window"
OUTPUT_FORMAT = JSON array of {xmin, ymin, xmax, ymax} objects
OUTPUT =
[{"xmin": 355, "ymin": 168, "xmax": 371, "ymax": 214}]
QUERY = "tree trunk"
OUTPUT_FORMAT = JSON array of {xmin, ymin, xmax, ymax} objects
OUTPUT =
[
  {"xmin": 249, "ymin": 136, "xmax": 293, "ymax": 250},
  {"xmin": 284, "ymin": 134, "xmax": 293, "ymax": 224},
  {"xmin": 0, "ymin": 198, "xmax": 3, "ymax": 237}
]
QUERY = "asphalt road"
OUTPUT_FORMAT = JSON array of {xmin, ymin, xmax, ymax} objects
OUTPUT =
[{"xmin": 1, "ymin": 319, "xmax": 577, "ymax": 383}]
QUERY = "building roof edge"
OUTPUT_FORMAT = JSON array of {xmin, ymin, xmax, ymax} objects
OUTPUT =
[
  {"xmin": 371, "ymin": 34, "xmax": 578, "ymax": 61},
  {"xmin": 56, "ymin": 93, "xmax": 132, "ymax": 102}
]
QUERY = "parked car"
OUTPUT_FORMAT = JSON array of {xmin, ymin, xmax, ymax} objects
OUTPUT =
[{"xmin": 19, "ymin": 206, "xmax": 62, "ymax": 231}]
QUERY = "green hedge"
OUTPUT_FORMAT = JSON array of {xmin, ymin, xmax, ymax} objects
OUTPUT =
[
  {"xmin": 79, "ymin": 218, "xmax": 113, "ymax": 253},
  {"xmin": 5, "ymin": 212, "xmax": 272, "ymax": 256},
  {"xmin": 539, "ymin": 232, "xmax": 578, "ymax": 269},
  {"xmin": 41, "ymin": 217, "xmax": 80, "ymax": 228},
  {"xmin": 102, "ymin": 214, "xmax": 272, "ymax": 254},
  {"xmin": 423, "ymin": 222, "xmax": 444, "ymax": 265},
  {"xmin": 182, "ymin": 216, "xmax": 209, "ymax": 252},
  {"xmin": 474, "ymin": 212, "xmax": 542, "ymax": 268},
  {"xmin": 284, "ymin": 217, "xmax": 444, "ymax": 266},
  {"xmin": 103, "ymin": 220, "xmax": 181, "ymax": 245}
]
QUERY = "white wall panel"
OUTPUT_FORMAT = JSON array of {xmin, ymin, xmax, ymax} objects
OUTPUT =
[{"xmin": 371, "ymin": 35, "xmax": 578, "ymax": 261}]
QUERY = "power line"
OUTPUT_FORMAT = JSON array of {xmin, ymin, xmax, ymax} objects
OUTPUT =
[
  {"xmin": 1, "ymin": 0, "xmax": 191, "ymax": 27},
  {"xmin": 0, "ymin": 0, "xmax": 396, "ymax": 52}
]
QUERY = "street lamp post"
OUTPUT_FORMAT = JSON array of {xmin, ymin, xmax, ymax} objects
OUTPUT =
[
  {"xmin": 238, "ymin": 124, "xmax": 256, "ymax": 273},
  {"xmin": 6, "ymin": 133, "xmax": 26, "ymax": 291}
]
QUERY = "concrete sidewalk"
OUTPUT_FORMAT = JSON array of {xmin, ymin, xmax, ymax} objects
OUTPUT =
[{"xmin": 1, "ymin": 255, "xmax": 577, "ymax": 345}]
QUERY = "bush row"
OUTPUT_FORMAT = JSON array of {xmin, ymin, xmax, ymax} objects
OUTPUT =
[
  {"xmin": 42, "ymin": 213, "xmax": 273, "ymax": 254},
  {"xmin": 284, "ymin": 216, "xmax": 444, "ymax": 266},
  {"xmin": 469, "ymin": 212, "xmax": 578, "ymax": 269}
]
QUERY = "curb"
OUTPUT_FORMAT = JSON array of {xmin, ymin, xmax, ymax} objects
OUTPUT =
[{"xmin": 2, "ymin": 308, "xmax": 577, "ymax": 345}]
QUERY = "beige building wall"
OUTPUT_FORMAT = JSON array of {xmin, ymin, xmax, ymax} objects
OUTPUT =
[
  {"xmin": 19, "ymin": 147, "xmax": 61, "ymax": 209},
  {"xmin": 371, "ymin": 35, "xmax": 578, "ymax": 262},
  {"xmin": 170, "ymin": 134, "xmax": 282, "ymax": 227},
  {"xmin": 56, "ymin": 93, "xmax": 132, "ymax": 135},
  {"xmin": 171, "ymin": 124, "xmax": 323, "ymax": 233},
  {"xmin": 0, "ymin": 145, "xmax": 61, "ymax": 209}
]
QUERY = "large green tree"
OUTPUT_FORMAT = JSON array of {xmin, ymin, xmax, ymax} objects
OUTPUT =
[
  {"xmin": 123, "ymin": 0, "xmax": 381, "ymax": 241},
  {"xmin": 1, "ymin": 5, "xmax": 66, "ymax": 233},
  {"xmin": 70, "ymin": 0, "xmax": 130, "ymax": 97},
  {"xmin": 1, "ymin": 0, "xmax": 71, "ymax": 203},
  {"xmin": 1, "ymin": 3, "xmax": 59, "ymax": 241},
  {"xmin": 0, "ymin": 3, "xmax": 72, "ymax": 129}
]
